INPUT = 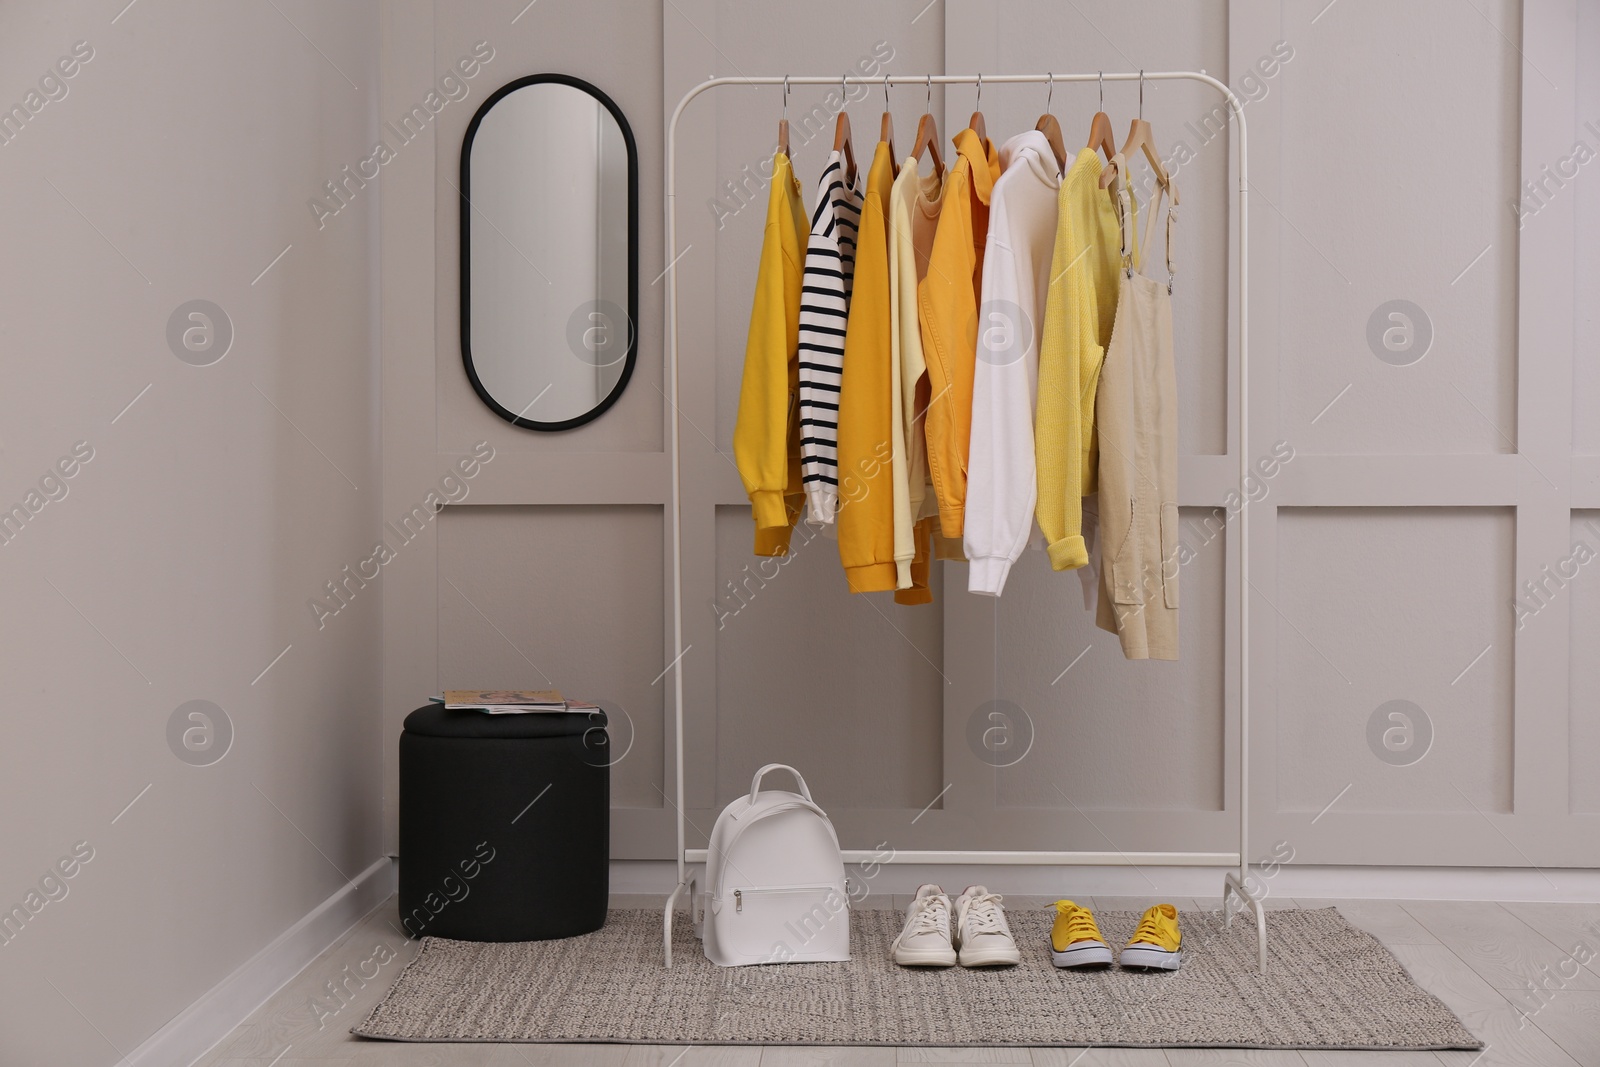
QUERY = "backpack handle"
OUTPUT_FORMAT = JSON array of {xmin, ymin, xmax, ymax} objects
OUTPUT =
[{"xmin": 748, "ymin": 763, "xmax": 813, "ymax": 803}]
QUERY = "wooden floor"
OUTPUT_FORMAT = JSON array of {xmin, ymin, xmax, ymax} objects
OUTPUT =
[{"xmin": 194, "ymin": 894, "xmax": 1600, "ymax": 1067}]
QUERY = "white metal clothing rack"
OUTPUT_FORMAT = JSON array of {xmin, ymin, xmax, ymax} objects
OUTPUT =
[{"xmin": 660, "ymin": 71, "xmax": 1266, "ymax": 971}]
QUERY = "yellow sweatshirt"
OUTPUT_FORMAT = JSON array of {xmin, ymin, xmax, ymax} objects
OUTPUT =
[
  {"xmin": 1034, "ymin": 149, "xmax": 1130, "ymax": 570},
  {"xmin": 733, "ymin": 151, "xmax": 807, "ymax": 556},
  {"xmin": 836, "ymin": 142, "xmax": 899, "ymax": 592},
  {"xmin": 917, "ymin": 129, "xmax": 999, "ymax": 540}
]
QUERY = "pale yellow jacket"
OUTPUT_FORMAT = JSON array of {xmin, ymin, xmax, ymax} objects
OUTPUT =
[
  {"xmin": 1035, "ymin": 148, "xmax": 1128, "ymax": 570},
  {"xmin": 889, "ymin": 159, "xmax": 943, "ymax": 602},
  {"xmin": 733, "ymin": 151, "xmax": 807, "ymax": 556}
]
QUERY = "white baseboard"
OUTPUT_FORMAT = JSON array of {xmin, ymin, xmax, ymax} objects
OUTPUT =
[
  {"xmin": 118, "ymin": 856, "xmax": 395, "ymax": 1067},
  {"xmin": 611, "ymin": 859, "xmax": 1600, "ymax": 903}
]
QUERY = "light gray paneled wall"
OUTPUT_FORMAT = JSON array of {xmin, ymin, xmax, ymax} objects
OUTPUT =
[
  {"xmin": 711, "ymin": 508, "xmax": 944, "ymax": 813},
  {"xmin": 0, "ymin": 2, "xmax": 383, "ymax": 1064},
  {"xmin": 979, "ymin": 510, "xmax": 1227, "ymax": 816},
  {"xmin": 1581, "ymin": 0, "xmax": 1600, "ymax": 459},
  {"xmin": 1250, "ymin": 0, "xmax": 1597, "ymax": 869},
  {"xmin": 439, "ymin": 505, "xmax": 664, "ymax": 808},
  {"xmin": 1273, "ymin": 507, "xmax": 1515, "ymax": 815},
  {"xmin": 382, "ymin": 0, "xmax": 673, "ymax": 857},
  {"xmin": 1569, "ymin": 509, "xmax": 1600, "ymax": 814},
  {"xmin": 389, "ymin": 0, "xmax": 1600, "ymax": 870},
  {"xmin": 1277, "ymin": 5, "xmax": 1521, "ymax": 457}
]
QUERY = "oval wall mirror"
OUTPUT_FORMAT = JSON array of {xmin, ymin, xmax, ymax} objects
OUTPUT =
[{"xmin": 461, "ymin": 75, "xmax": 637, "ymax": 430}]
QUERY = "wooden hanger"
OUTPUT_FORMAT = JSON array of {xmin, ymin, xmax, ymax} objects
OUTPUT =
[
  {"xmin": 833, "ymin": 75, "xmax": 857, "ymax": 186},
  {"xmin": 1086, "ymin": 71, "xmax": 1117, "ymax": 162},
  {"xmin": 880, "ymin": 73, "xmax": 896, "ymax": 160},
  {"xmin": 834, "ymin": 112, "xmax": 857, "ymax": 186},
  {"xmin": 910, "ymin": 75, "xmax": 945, "ymax": 178},
  {"xmin": 968, "ymin": 73, "xmax": 987, "ymax": 143},
  {"xmin": 1035, "ymin": 72, "xmax": 1068, "ymax": 174},
  {"xmin": 777, "ymin": 75, "xmax": 790, "ymax": 157},
  {"xmin": 1101, "ymin": 70, "xmax": 1171, "ymax": 191}
]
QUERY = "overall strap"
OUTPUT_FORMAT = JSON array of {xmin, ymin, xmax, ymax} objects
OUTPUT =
[
  {"xmin": 1110, "ymin": 152, "xmax": 1135, "ymax": 276},
  {"xmin": 1162, "ymin": 176, "xmax": 1179, "ymax": 292},
  {"xmin": 1109, "ymin": 153, "xmax": 1178, "ymax": 293}
]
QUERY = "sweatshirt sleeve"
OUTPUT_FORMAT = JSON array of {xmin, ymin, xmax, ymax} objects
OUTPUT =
[
  {"xmin": 733, "ymin": 159, "xmax": 802, "ymax": 545},
  {"xmin": 964, "ymin": 192, "xmax": 1039, "ymax": 595},
  {"xmin": 888, "ymin": 174, "xmax": 915, "ymax": 589},
  {"xmin": 1034, "ymin": 176, "xmax": 1090, "ymax": 571},
  {"xmin": 798, "ymin": 161, "xmax": 851, "ymax": 524},
  {"xmin": 917, "ymin": 167, "xmax": 977, "ymax": 540}
]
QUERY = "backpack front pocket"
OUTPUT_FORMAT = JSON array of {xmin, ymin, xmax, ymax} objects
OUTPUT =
[{"xmin": 711, "ymin": 883, "xmax": 849, "ymax": 962}]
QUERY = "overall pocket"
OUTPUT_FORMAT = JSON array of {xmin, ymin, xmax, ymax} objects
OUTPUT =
[
  {"xmin": 1111, "ymin": 497, "xmax": 1143, "ymax": 605},
  {"xmin": 1160, "ymin": 501, "xmax": 1180, "ymax": 609}
]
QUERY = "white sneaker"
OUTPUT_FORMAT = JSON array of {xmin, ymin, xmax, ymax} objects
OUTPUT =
[
  {"xmin": 890, "ymin": 884, "xmax": 957, "ymax": 967},
  {"xmin": 952, "ymin": 885, "xmax": 1022, "ymax": 967}
]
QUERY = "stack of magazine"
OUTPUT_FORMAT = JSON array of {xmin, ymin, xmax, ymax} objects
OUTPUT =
[{"xmin": 430, "ymin": 689, "xmax": 599, "ymax": 715}]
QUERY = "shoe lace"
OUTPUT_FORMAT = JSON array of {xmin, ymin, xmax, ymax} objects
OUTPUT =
[
  {"xmin": 1130, "ymin": 908, "xmax": 1175, "ymax": 947},
  {"xmin": 896, "ymin": 895, "xmax": 949, "ymax": 944},
  {"xmin": 962, "ymin": 892, "xmax": 1008, "ymax": 937},
  {"xmin": 1054, "ymin": 902, "xmax": 1103, "ymax": 943}
]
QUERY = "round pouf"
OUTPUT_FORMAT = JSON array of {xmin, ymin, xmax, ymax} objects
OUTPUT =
[{"xmin": 399, "ymin": 703, "xmax": 608, "ymax": 941}]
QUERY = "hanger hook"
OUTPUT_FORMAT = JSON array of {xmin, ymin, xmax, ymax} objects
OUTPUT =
[
  {"xmin": 1046, "ymin": 72, "xmax": 1054, "ymax": 112},
  {"xmin": 975, "ymin": 72, "xmax": 982, "ymax": 111},
  {"xmin": 925, "ymin": 73, "xmax": 932, "ymax": 113},
  {"xmin": 1098, "ymin": 71, "xmax": 1104, "ymax": 112},
  {"xmin": 841, "ymin": 71, "xmax": 848, "ymax": 103},
  {"xmin": 782, "ymin": 75, "xmax": 789, "ymax": 122},
  {"xmin": 1139, "ymin": 69, "xmax": 1144, "ymax": 119},
  {"xmin": 884, "ymin": 72, "xmax": 891, "ymax": 111}
]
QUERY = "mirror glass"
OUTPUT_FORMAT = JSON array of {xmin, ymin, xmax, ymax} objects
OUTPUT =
[{"xmin": 462, "ymin": 76, "xmax": 636, "ymax": 430}]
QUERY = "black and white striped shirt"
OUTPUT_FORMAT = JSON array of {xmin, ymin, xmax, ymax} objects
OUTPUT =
[{"xmin": 798, "ymin": 152, "xmax": 862, "ymax": 523}]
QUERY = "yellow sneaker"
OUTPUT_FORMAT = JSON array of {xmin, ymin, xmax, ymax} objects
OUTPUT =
[
  {"xmin": 1049, "ymin": 899, "xmax": 1113, "ymax": 968},
  {"xmin": 1120, "ymin": 903, "xmax": 1182, "ymax": 970}
]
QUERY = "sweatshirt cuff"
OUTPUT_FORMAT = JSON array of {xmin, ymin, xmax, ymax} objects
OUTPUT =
[
  {"xmin": 967, "ymin": 556, "xmax": 1012, "ymax": 596},
  {"xmin": 1047, "ymin": 534, "xmax": 1089, "ymax": 571},
  {"xmin": 938, "ymin": 507, "xmax": 965, "ymax": 540},
  {"xmin": 750, "ymin": 489, "xmax": 789, "ymax": 529},
  {"xmin": 804, "ymin": 487, "xmax": 837, "ymax": 525},
  {"xmin": 845, "ymin": 562, "xmax": 897, "ymax": 593},
  {"xmin": 895, "ymin": 559, "xmax": 913, "ymax": 589}
]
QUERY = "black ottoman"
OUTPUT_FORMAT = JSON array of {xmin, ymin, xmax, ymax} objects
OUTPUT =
[{"xmin": 399, "ymin": 703, "xmax": 608, "ymax": 941}]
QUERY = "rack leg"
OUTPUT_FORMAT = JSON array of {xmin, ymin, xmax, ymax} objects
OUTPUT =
[
  {"xmin": 1223, "ymin": 872, "xmax": 1268, "ymax": 974},
  {"xmin": 663, "ymin": 879, "xmax": 691, "ymax": 968}
]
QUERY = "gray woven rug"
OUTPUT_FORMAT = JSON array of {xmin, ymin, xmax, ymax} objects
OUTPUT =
[{"xmin": 353, "ymin": 907, "xmax": 1480, "ymax": 1050}]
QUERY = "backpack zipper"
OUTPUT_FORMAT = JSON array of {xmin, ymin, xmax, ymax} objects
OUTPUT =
[{"xmin": 731, "ymin": 883, "xmax": 839, "ymax": 913}]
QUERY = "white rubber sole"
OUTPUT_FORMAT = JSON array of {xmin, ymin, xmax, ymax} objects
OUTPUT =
[
  {"xmin": 958, "ymin": 946, "xmax": 1022, "ymax": 967},
  {"xmin": 1119, "ymin": 944, "xmax": 1182, "ymax": 970},
  {"xmin": 1051, "ymin": 940, "xmax": 1114, "ymax": 968},
  {"xmin": 892, "ymin": 946, "xmax": 957, "ymax": 967}
]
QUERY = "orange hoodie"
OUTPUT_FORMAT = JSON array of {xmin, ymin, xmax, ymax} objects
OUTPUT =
[{"xmin": 917, "ymin": 128, "xmax": 1000, "ymax": 540}]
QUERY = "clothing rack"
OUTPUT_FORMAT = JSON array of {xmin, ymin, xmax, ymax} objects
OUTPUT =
[{"xmin": 660, "ymin": 71, "xmax": 1265, "ymax": 971}]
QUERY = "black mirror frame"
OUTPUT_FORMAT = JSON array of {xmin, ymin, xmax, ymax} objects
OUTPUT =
[{"xmin": 460, "ymin": 73, "xmax": 639, "ymax": 432}]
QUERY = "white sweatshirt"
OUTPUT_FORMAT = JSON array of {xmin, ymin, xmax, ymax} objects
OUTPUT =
[{"xmin": 965, "ymin": 131, "xmax": 1062, "ymax": 595}]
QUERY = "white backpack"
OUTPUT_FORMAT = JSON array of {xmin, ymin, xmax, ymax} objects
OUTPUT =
[{"xmin": 695, "ymin": 764, "xmax": 850, "ymax": 966}]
